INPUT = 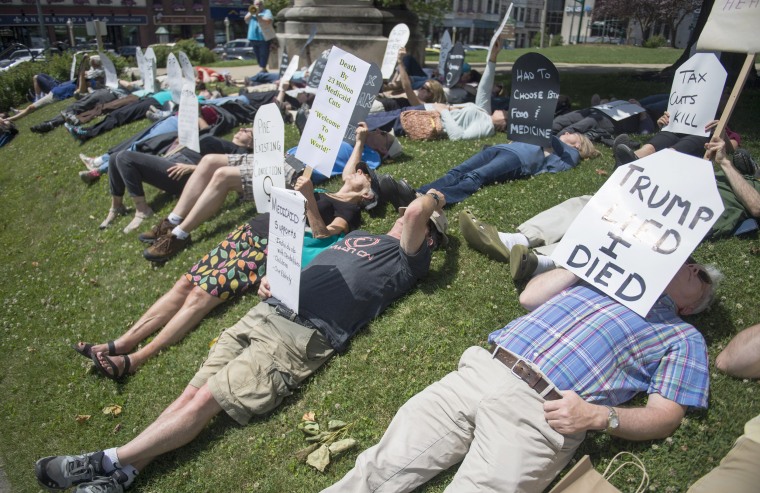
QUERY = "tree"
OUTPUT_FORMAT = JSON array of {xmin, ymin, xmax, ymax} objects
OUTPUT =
[{"xmin": 595, "ymin": 0, "xmax": 699, "ymax": 43}]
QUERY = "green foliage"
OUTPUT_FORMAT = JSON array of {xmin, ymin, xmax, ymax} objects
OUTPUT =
[
  {"xmin": 150, "ymin": 40, "xmax": 218, "ymax": 68},
  {"xmin": 643, "ymin": 34, "xmax": 668, "ymax": 49},
  {"xmin": 531, "ymin": 32, "xmax": 564, "ymax": 48}
]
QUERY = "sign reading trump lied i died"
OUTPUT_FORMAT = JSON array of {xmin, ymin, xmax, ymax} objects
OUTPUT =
[
  {"xmin": 507, "ymin": 53, "xmax": 559, "ymax": 147},
  {"xmin": 551, "ymin": 150, "xmax": 724, "ymax": 316},
  {"xmin": 268, "ymin": 187, "xmax": 306, "ymax": 313},
  {"xmin": 251, "ymin": 103, "xmax": 285, "ymax": 213},
  {"xmin": 295, "ymin": 47, "xmax": 370, "ymax": 178},
  {"xmin": 663, "ymin": 53, "xmax": 726, "ymax": 137},
  {"xmin": 381, "ymin": 23, "xmax": 410, "ymax": 80}
]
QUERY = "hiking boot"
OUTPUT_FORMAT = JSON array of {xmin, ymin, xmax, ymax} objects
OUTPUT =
[
  {"xmin": 510, "ymin": 245, "xmax": 538, "ymax": 281},
  {"xmin": 143, "ymin": 233, "xmax": 190, "ymax": 262},
  {"xmin": 79, "ymin": 169, "xmax": 101, "ymax": 185},
  {"xmin": 459, "ymin": 210, "xmax": 510, "ymax": 264},
  {"xmin": 35, "ymin": 451, "xmax": 107, "ymax": 490},
  {"xmin": 732, "ymin": 149, "xmax": 759, "ymax": 177},
  {"xmin": 138, "ymin": 218, "xmax": 173, "ymax": 244},
  {"xmin": 74, "ymin": 470, "xmax": 130, "ymax": 493}
]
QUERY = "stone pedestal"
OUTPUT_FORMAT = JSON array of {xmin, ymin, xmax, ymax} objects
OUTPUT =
[{"xmin": 276, "ymin": 0, "xmax": 423, "ymax": 71}]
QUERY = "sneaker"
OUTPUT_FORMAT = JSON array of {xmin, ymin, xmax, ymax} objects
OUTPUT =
[
  {"xmin": 65, "ymin": 123, "xmax": 90, "ymax": 143},
  {"xmin": 35, "ymin": 451, "xmax": 107, "ymax": 490},
  {"xmin": 732, "ymin": 149, "xmax": 759, "ymax": 177},
  {"xmin": 146, "ymin": 108, "xmax": 171, "ymax": 122},
  {"xmin": 138, "ymin": 218, "xmax": 173, "ymax": 244},
  {"xmin": 143, "ymin": 233, "xmax": 190, "ymax": 262},
  {"xmin": 74, "ymin": 470, "xmax": 129, "ymax": 493},
  {"xmin": 614, "ymin": 143, "xmax": 637, "ymax": 169},
  {"xmin": 459, "ymin": 210, "xmax": 510, "ymax": 263},
  {"xmin": 79, "ymin": 153, "xmax": 99, "ymax": 171},
  {"xmin": 611, "ymin": 133, "xmax": 629, "ymax": 149},
  {"xmin": 510, "ymin": 245, "xmax": 538, "ymax": 281},
  {"xmin": 61, "ymin": 111, "xmax": 80, "ymax": 126},
  {"xmin": 79, "ymin": 169, "xmax": 101, "ymax": 185},
  {"xmin": 30, "ymin": 121, "xmax": 54, "ymax": 134},
  {"xmin": 378, "ymin": 175, "xmax": 417, "ymax": 210}
]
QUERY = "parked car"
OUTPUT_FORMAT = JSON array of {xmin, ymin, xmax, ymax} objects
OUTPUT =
[
  {"xmin": 218, "ymin": 39, "xmax": 254, "ymax": 61},
  {"xmin": 118, "ymin": 45, "xmax": 138, "ymax": 58},
  {"xmin": 0, "ymin": 47, "xmax": 45, "ymax": 72}
]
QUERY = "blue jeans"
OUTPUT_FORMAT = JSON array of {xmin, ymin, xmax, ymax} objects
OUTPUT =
[
  {"xmin": 418, "ymin": 147, "xmax": 524, "ymax": 204},
  {"xmin": 248, "ymin": 39, "xmax": 270, "ymax": 69}
]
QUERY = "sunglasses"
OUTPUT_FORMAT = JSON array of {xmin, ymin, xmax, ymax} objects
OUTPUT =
[{"xmin": 686, "ymin": 256, "xmax": 712, "ymax": 285}]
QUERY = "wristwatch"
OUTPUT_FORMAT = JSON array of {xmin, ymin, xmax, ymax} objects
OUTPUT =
[
  {"xmin": 605, "ymin": 406, "xmax": 619, "ymax": 433},
  {"xmin": 426, "ymin": 192, "xmax": 441, "ymax": 206}
]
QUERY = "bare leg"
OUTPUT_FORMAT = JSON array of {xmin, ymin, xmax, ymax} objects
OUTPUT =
[
  {"xmin": 634, "ymin": 143, "xmax": 656, "ymax": 159},
  {"xmin": 131, "ymin": 196, "xmax": 153, "ymax": 216},
  {"xmin": 116, "ymin": 384, "xmax": 222, "ymax": 472},
  {"xmin": 176, "ymin": 167, "xmax": 243, "ymax": 234},
  {"xmin": 170, "ymin": 154, "xmax": 230, "ymax": 218},
  {"xmin": 95, "ymin": 286, "xmax": 224, "ymax": 374},
  {"xmin": 33, "ymin": 75, "xmax": 43, "ymax": 98}
]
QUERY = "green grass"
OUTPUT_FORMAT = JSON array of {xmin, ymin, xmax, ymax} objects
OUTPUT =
[
  {"xmin": 426, "ymin": 44, "xmax": 682, "ymax": 65},
  {"xmin": 0, "ymin": 71, "xmax": 759, "ymax": 492}
]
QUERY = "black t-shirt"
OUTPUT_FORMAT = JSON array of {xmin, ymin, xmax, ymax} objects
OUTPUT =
[
  {"xmin": 247, "ymin": 193, "xmax": 361, "ymax": 239},
  {"xmin": 296, "ymin": 231, "xmax": 431, "ymax": 352}
]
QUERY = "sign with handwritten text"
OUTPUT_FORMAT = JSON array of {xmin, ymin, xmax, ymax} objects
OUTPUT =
[
  {"xmin": 280, "ymin": 54, "xmax": 300, "ymax": 89},
  {"xmin": 279, "ymin": 46, "xmax": 289, "ymax": 77},
  {"xmin": 381, "ymin": 23, "xmax": 410, "ymax": 79},
  {"xmin": 344, "ymin": 62, "xmax": 382, "ymax": 144},
  {"xmin": 143, "ymin": 47, "xmax": 157, "ymax": 94},
  {"xmin": 443, "ymin": 42, "xmax": 465, "ymax": 88},
  {"xmin": 697, "ymin": 0, "xmax": 760, "ymax": 53},
  {"xmin": 438, "ymin": 30, "xmax": 452, "ymax": 77},
  {"xmin": 166, "ymin": 53, "xmax": 183, "ymax": 104},
  {"xmin": 552, "ymin": 150, "xmax": 723, "ymax": 316},
  {"xmin": 268, "ymin": 187, "xmax": 306, "ymax": 312},
  {"xmin": 177, "ymin": 81, "xmax": 200, "ymax": 153},
  {"xmin": 662, "ymin": 53, "xmax": 726, "ymax": 137},
  {"xmin": 307, "ymin": 48, "xmax": 331, "ymax": 88},
  {"xmin": 98, "ymin": 51, "xmax": 118, "ymax": 90},
  {"xmin": 295, "ymin": 47, "xmax": 370, "ymax": 177},
  {"xmin": 178, "ymin": 51, "xmax": 195, "ymax": 85},
  {"xmin": 593, "ymin": 100, "xmax": 646, "ymax": 121},
  {"xmin": 252, "ymin": 103, "xmax": 285, "ymax": 213},
  {"xmin": 507, "ymin": 52, "xmax": 559, "ymax": 147}
]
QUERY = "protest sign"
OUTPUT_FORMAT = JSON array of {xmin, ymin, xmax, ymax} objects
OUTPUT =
[
  {"xmin": 438, "ymin": 30, "xmax": 452, "ymax": 77},
  {"xmin": 443, "ymin": 42, "xmax": 465, "ymax": 88},
  {"xmin": 295, "ymin": 47, "xmax": 370, "ymax": 177},
  {"xmin": 344, "ymin": 62, "xmax": 382, "ymax": 144},
  {"xmin": 98, "ymin": 51, "xmax": 118, "ymax": 90},
  {"xmin": 143, "ymin": 47, "xmax": 157, "ymax": 94},
  {"xmin": 251, "ymin": 103, "xmax": 285, "ymax": 213},
  {"xmin": 135, "ymin": 47, "xmax": 146, "ymax": 82},
  {"xmin": 593, "ymin": 100, "xmax": 646, "ymax": 121},
  {"xmin": 307, "ymin": 48, "xmax": 331, "ymax": 88},
  {"xmin": 489, "ymin": 2, "xmax": 514, "ymax": 49},
  {"xmin": 280, "ymin": 54, "xmax": 300, "ymax": 89},
  {"xmin": 381, "ymin": 23, "xmax": 410, "ymax": 80},
  {"xmin": 507, "ymin": 53, "xmax": 559, "ymax": 147},
  {"xmin": 662, "ymin": 53, "xmax": 726, "ymax": 137},
  {"xmin": 279, "ymin": 46, "xmax": 289, "ymax": 77},
  {"xmin": 300, "ymin": 24, "xmax": 318, "ymax": 56},
  {"xmin": 696, "ymin": 0, "xmax": 760, "ymax": 53},
  {"xmin": 178, "ymin": 81, "xmax": 200, "ymax": 153},
  {"xmin": 551, "ymin": 149, "xmax": 724, "ymax": 316},
  {"xmin": 69, "ymin": 54, "xmax": 77, "ymax": 83},
  {"xmin": 166, "ymin": 53, "xmax": 183, "ymax": 104},
  {"xmin": 268, "ymin": 187, "xmax": 306, "ymax": 312},
  {"xmin": 178, "ymin": 51, "xmax": 195, "ymax": 85}
]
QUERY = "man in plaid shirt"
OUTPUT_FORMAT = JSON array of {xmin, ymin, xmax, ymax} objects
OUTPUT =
[{"xmin": 324, "ymin": 261, "xmax": 716, "ymax": 493}]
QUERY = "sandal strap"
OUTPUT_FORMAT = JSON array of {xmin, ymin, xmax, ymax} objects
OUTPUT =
[{"xmin": 107, "ymin": 340, "xmax": 116, "ymax": 355}]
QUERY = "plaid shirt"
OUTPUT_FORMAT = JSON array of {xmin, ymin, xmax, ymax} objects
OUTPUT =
[{"xmin": 489, "ymin": 284, "xmax": 709, "ymax": 409}]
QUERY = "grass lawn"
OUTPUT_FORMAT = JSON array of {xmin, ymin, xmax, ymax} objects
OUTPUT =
[{"xmin": 0, "ymin": 70, "xmax": 759, "ymax": 493}]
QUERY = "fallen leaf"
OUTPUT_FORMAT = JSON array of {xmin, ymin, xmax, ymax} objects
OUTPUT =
[
  {"xmin": 102, "ymin": 404, "xmax": 122, "ymax": 417},
  {"xmin": 594, "ymin": 169, "xmax": 608, "ymax": 176},
  {"xmin": 208, "ymin": 337, "xmax": 218, "ymax": 349},
  {"xmin": 301, "ymin": 411, "xmax": 316, "ymax": 422},
  {"xmin": 74, "ymin": 414, "xmax": 91, "ymax": 424},
  {"xmin": 306, "ymin": 444, "xmax": 330, "ymax": 472},
  {"xmin": 327, "ymin": 420, "xmax": 347, "ymax": 431},
  {"xmin": 328, "ymin": 438, "xmax": 357, "ymax": 455},
  {"xmin": 31, "ymin": 261, "xmax": 39, "ymax": 267},
  {"xmin": 294, "ymin": 443, "xmax": 320, "ymax": 462},
  {"xmin": 305, "ymin": 431, "xmax": 331, "ymax": 443},
  {"xmin": 112, "ymin": 423, "xmax": 122, "ymax": 434}
]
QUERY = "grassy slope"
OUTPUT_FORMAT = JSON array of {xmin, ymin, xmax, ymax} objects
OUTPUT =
[{"xmin": 0, "ymin": 70, "xmax": 759, "ymax": 493}]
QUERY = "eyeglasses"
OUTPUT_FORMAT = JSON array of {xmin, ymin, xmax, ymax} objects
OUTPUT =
[{"xmin": 686, "ymin": 256, "xmax": 712, "ymax": 285}]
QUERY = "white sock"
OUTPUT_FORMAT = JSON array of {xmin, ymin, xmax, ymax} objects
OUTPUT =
[
  {"xmin": 102, "ymin": 447, "xmax": 120, "ymax": 471},
  {"xmin": 533, "ymin": 255, "xmax": 556, "ymax": 277},
  {"xmin": 167, "ymin": 213, "xmax": 183, "ymax": 225},
  {"xmin": 119, "ymin": 465, "xmax": 139, "ymax": 487},
  {"xmin": 93, "ymin": 155, "xmax": 104, "ymax": 167},
  {"xmin": 497, "ymin": 232, "xmax": 529, "ymax": 251},
  {"xmin": 172, "ymin": 226, "xmax": 189, "ymax": 240}
]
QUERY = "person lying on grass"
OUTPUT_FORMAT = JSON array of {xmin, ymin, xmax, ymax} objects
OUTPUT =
[{"xmin": 37, "ymin": 191, "xmax": 448, "ymax": 492}]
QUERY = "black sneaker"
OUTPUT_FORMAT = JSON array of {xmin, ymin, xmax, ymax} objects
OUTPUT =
[
  {"xmin": 74, "ymin": 470, "xmax": 130, "ymax": 493},
  {"xmin": 138, "ymin": 218, "xmax": 173, "ymax": 244},
  {"xmin": 35, "ymin": 451, "xmax": 107, "ymax": 490},
  {"xmin": 614, "ymin": 143, "xmax": 637, "ymax": 169},
  {"xmin": 30, "ymin": 121, "xmax": 54, "ymax": 134},
  {"xmin": 143, "ymin": 233, "xmax": 191, "ymax": 263},
  {"xmin": 732, "ymin": 149, "xmax": 759, "ymax": 177}
]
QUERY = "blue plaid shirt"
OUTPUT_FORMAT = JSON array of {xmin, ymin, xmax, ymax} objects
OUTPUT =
[{"xmin": 489, "ymin": 283, "xmax": 709, "ymax": 409}]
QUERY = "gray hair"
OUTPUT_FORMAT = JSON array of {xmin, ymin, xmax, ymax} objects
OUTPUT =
[{"xmin": 691, "ymin": 264, "xmax": 723, "ymax": 314}]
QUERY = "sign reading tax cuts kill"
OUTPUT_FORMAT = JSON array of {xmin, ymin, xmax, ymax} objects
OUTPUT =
[
  {"xmin": 507, "ymin": 53, "xmax": 559, "ymax": 147},
  {"xmin": 295, "ymin": 47, "xmax": 370, "ymax": 178},
  {"xmin": 551, "ymin": 150, "xmax": 723, "ymax": 317},
  {"xmin": 268, "ymin": 187, "xmax": 306, "ymax": 313},
  {"xmin": 662, "ymin": 53, "xmax": 726, "ymax": 137},
  {"xmin": 251, "ymin": 103, "xmax": 285, "ymax": 213},
  {"xmin": 381, "ymin": 23, "xmax": 410, "ymax": 79}
]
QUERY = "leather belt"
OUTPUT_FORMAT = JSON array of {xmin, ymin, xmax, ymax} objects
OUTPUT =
[
  {"xmin": 489, "ymin": 345, "xmax": 562, "ymax": 401},
  {"xmin": 275, "ymin": 304, "xmax": 317, "ymax": 330}
]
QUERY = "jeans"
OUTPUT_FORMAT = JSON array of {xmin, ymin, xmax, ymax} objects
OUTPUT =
[
  {"xmin": 418, "ymin": 147, "xmax": 525, "ymax": 204},
  {"xmin": 248, "ymin": 39, "xmax": 270, "ymax": 69}
]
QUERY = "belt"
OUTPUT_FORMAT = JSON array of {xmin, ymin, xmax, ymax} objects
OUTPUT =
[
  {"xmin": 275, "ymin": 304, "xmax": 317, "ymax": 330},
  {"xmin": 489, "ymin": 345, "xmax": 562, "ymax": 401}
]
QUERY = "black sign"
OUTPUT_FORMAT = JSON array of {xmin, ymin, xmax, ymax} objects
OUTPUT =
[
  {"xmin": 344, "ymin": 62, "xmax": 382, "ymax": 144},
  {"xmin": 443, "ymin": 42, "xmax": 465, "ymax": 88},
  {"xmin": 279, "ymin": 46, "xmax": 288, "ymax": 77},
  {"xmin": 507, "ymin": 52, "xmax": 560, "ymax": 147},
  {"xmin": 307, "ymin": 48, "xmax": 331, "ymax": 89}
]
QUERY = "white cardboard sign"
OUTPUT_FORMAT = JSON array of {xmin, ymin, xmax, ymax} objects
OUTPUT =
[
  {"xmin": 381, "ymin": 23, "xmax": 410, "ymax": 79},
  {"xmin": 143, "ymin": 47, "xmax": 157, "ymax": 94},
  {"xmin": 98, "ymin": 51, "xmax": 118, "ymax": 90},
  {"xmin": 268, "ymin": 187, "xmax": 307, "ymax": 313},
  {"xmin": 177, "ymin": 81, "xmax": 200, "ymax": 153},
  {"xmin": 279, "ymin": 54, "xmax": 300, "ymax": 89},
  {"xmin": 135, "ymin": 47, "xmax": 146, "ymax": 83},
  {"xmin": 551, "ymin": 150, "xmax": 724, "ymax": 316},
  {"xmin": 662, "ymin": 53, "xmax": 726, "ymax": 137},
  {"xmin": 166, "ymin": 53, "xmax": 183, "ymax": 104},
  {"xmin": 252, "ymin": 103, "xmax": 285, "ymax": 213},
  {"xmin": 295, "ymin": 47, "xmax": 370, "ymax": 178},
  {"xmin": 69, "ymin": 54, "xmax": 77, "ymax": 83},
  {"xmin": 438, "ymin": 30, "xmax": 452, "ymax": 77},
  {"xmin": 593, "ymin": 100, "xmax": 646, "ymax": 122},
  {"xmin": 489, "ymin": 2, "xmax": 514, "ymax": 49},
  {"xmin": 697, "ymin": 0, "xmax": 760, "ymax": 53},
  {"xmin": 178, "ymin": 52, "xmax": 195, "ymax": 85}
]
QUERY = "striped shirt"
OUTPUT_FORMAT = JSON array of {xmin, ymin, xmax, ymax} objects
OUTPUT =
[{"xmin": 488, "ymin": 284, "xmax": 709, "ymax": 409}]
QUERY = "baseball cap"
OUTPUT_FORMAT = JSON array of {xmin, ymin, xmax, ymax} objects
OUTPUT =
[{"xmin": 355, "ymin": 161, "xmax": 381, "ymax": 210}]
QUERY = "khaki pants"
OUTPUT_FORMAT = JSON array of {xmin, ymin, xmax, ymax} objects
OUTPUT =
[
  {"xmin": 518, "ymin": 195, "xmax": 591, "ymax": 256},
  {"xmin": 687, "ymin": 435, "xmax": 760, "ymax": 493}
]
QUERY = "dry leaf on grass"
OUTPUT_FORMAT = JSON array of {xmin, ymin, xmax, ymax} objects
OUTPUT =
[
  {"xmin": 74, "ymin": 414, "xmax": 91, "ymax": 424},
  {"xmin": 594, "ymin": 169, "xmax": 608, "ymax": 176},
  {"xmin": 306, "ymin": 444, "xmax": 331, "ymax": 472},
  {"xmin": 102, "ymin": 405, "xmax": 122, "ymax": 417}
]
